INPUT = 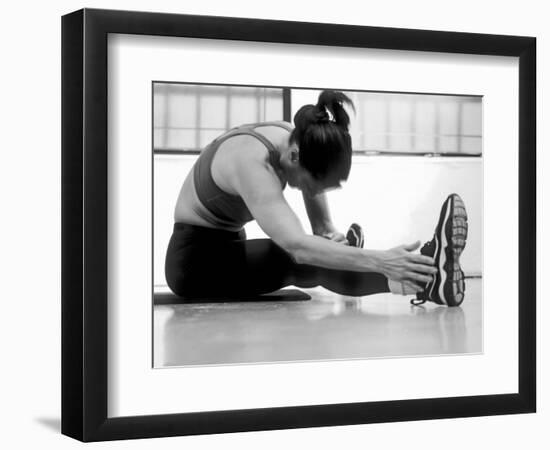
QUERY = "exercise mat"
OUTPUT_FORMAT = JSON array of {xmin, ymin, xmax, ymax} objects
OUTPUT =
[{"xmin": 154, "ymin": 288, "xmax": 312, "ymax": 305}]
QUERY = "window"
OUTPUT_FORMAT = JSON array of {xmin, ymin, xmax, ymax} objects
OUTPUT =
[
  {"xmin": 347, "ymin": 91, "xmax": 482, "ymax": 156},
  {"xmin": 155, "ymin": 85, "xmax": 482, "ymax": 156},
  {"xmin": 153, "ymin": 83, "xmax": 286, "ymax": 153}
]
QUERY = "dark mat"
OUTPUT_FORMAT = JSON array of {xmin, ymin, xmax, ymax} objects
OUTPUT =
[{"xmin": 154, "ymin": 288, "xmax": 312, "ymax": 305}]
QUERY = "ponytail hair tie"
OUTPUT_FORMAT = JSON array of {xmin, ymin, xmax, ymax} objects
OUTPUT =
[
  {"xmin": 325, "ymin": 106, "xmax": 335, "ymax": 123},
  {"xmin": 315, "ymin": 105, "xmax": 336, "ymax": 124}
]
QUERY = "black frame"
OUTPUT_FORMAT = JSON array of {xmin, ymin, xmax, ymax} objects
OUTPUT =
[{"xmin": 62, "ymin": 8, "xmax": 536, "ymax": 442}]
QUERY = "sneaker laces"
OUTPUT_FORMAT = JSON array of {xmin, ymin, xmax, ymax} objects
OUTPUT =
[
  {"xmin": 410, "ymin": 237, "xmax": 436, "ymax": 306},
  {"xmin": 420, "ymin": 238, "xmax": 435, "ymax": 256}
]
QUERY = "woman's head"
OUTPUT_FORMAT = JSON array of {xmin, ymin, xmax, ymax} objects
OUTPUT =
[{"xmin": 288, "ymin": 90, "xmax": 355, "ymax": 194}]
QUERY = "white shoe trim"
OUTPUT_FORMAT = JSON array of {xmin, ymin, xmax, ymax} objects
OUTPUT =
[{"xmin": 437, "ymin": 199, "xmax": 453, "ymax": 305}]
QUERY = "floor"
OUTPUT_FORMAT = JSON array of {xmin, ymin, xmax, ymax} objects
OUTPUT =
[{"xmin": 153, "ymin": 278, "xmax": 482, "ymax": 367}]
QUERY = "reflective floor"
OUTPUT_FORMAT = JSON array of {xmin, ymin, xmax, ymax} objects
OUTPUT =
[{"xmin": 154, "ymin": 279, "xmax": 482, "ymax": 367}]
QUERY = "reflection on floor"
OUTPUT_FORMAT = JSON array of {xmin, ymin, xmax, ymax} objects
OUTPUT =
[{"xmin": 154, "ymin": 278, "xmax": 482, "ymax": 367}]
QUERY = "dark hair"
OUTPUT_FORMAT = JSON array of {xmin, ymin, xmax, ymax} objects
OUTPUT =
[{"xmin": 289, "ymin": 90, "xmax": 355, "ymax": 184}]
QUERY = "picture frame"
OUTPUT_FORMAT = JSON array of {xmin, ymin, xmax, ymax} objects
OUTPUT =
[{"xmin": 61, "ymin": 8, "xmax": 536, "ymax": 442}]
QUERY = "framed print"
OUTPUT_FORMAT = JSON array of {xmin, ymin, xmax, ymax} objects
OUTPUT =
[{"xmin": 61, "ymin": 8, "xmax": 536, "ymax": 442}]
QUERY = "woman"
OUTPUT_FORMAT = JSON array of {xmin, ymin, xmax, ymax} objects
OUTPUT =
[{"xmin": 165, "ymin": 90, "xmax": 468, "ymax": 306}]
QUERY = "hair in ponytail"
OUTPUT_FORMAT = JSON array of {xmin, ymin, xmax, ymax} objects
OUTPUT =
[{"xmin": 289, "ymin": 90, "xmax": 355, "ymax": 183}]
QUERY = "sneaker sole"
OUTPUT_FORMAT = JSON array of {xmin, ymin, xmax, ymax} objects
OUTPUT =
[{"xmin": 433, "ymin": 194, "xmax": 468, "ymax": 306}]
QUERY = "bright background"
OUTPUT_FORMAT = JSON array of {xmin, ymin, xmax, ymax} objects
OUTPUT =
[{"xmin": 0, "ymin": 1, "xmax": 546, "ymax": 449}]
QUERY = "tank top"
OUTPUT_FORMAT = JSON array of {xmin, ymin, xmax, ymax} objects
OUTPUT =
[{"xmin": 192, "ymin": 121, "xmax": 294, "ymax": 230}]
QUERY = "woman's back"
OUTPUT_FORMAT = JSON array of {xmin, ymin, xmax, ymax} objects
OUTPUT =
[{"xmin": 174, "ymin": 121, "xmax": 293, "ymax": 230}]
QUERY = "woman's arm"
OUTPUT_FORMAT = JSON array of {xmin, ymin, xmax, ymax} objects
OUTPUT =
[
  {"xmin": 302, "ymin": 191, "xmax": 347, "ymax": 243},
  {"xmin": 230, "ymin": 145, "xmax": 436, "ymax": 285}
]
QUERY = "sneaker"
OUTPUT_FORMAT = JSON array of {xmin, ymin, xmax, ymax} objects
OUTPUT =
[
  {"xmin": 411, "ymin": 193, "xmax": 468, "ymax": 307},
  {"xmin": 346, "ymin": 223, "xmax": 364, "ymax": 248}
]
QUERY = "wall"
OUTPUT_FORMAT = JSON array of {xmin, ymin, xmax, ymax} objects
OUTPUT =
[{"xmin": 0, "ymin": 1, "xmax": 546, "ymax": 450}]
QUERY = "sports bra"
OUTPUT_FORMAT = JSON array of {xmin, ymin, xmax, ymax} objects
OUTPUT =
[{"xmin": 191, "ymin": 121, "xmax": 294, "ymax": 230}]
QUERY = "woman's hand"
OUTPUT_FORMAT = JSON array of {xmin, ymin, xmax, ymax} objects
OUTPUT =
[
  {"xmin": 378, "ymin": 241, "xmax": 437, "ymax": 284},
  {"xmin": 315, "ymin": 226, "xmax": 349, "ymax": 245}
]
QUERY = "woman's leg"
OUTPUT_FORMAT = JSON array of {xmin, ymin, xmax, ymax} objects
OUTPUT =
[
  {"xmin": 290, "ymin": 260, "xmax": 390, "ymax": 296},
  {"xmin": 231, "ymin": 238, "xmax": 391, "ymax": 296},
  {"xmin": 165, "ymin": 224, "xmax": 390, "ymax": 298},
  {"xmin": 171, "ymin": 242, "xmax": 389, "ymax": 298}
]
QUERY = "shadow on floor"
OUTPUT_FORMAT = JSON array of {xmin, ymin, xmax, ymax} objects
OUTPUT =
[{"xmin": 35, "ymin": 417, "xmax": 61, "ymax": 433}]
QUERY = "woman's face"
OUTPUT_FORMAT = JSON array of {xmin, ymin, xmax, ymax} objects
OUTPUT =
[{"xmin": 291, "ymin": 167, "xmax": 341, "ymax": 197}]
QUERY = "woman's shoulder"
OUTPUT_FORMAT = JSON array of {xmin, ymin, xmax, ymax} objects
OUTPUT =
[
  {"xmin": 214, "ymin": 121, "xmax": 288, "ymax": 168},
  {"xmin": 252, "ymin": 120, "xmax": 293, "ymax": 131},
  {"xmin": 216, "ymin": 133, "xmax": 271, "ymax": 163},
  {"xmin": 222, "ymin": 135, "xmax": 284, "ymax": 191}
]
